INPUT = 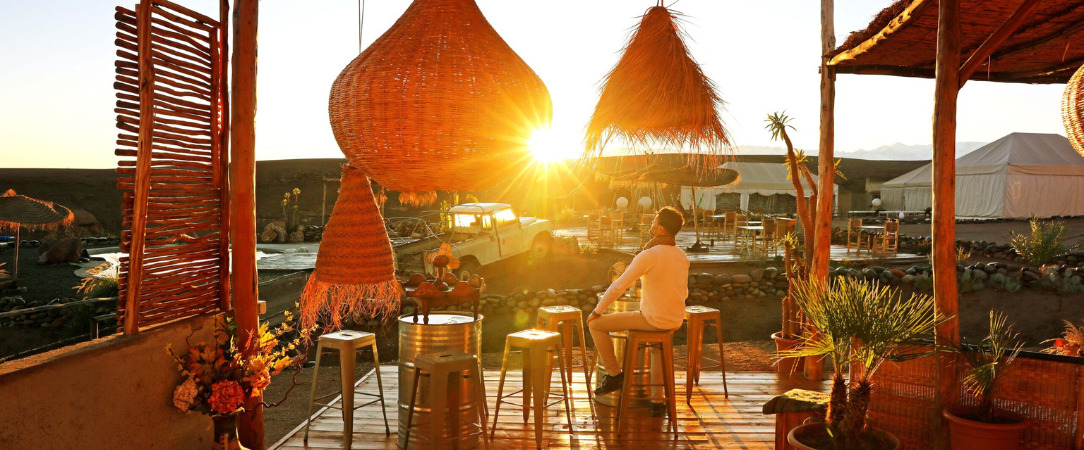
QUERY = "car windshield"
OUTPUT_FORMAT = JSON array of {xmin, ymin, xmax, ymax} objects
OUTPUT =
[
  {"xmin": 494, "ymin": 208, "xmax": 517, "ymax": 227},
  {"xmin": 452, "ymin": 213, "xmax": 493, "ymax": 233}
]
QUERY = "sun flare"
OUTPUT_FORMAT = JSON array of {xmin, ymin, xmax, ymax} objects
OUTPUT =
[{"xmin": 527, "ymin": 127, "xmax": 579, "ymax": 163}]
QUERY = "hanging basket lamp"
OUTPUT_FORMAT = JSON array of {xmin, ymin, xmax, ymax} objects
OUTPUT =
[
  {"xmin": 300, "ymin": 165, "xmax": 399, "ymax": 331},
  {"xmin": 329, "ymin": 0, "xmax": 553, "ymax": 205},
  {"xmin": 584, "ymin": 5, "xmax": 732, "ymax": 163},
  {"xmin": 1063, "ymin": 63, "xmax": 1084, "ymax": 157}
]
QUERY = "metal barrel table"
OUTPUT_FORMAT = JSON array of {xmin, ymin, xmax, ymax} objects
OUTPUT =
[
  {"xmin": 397, "ymin": 312, "xmax": 483, "ymax": 449},
  {"xmin": 593, "ymin": 294, "xmax": 659, "ymax": 407}
]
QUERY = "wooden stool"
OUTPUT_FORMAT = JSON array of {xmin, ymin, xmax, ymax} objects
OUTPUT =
[
  {"xmin": 616, "ymin": 330, "xmax": 678, "ymax": 437},
  {"xmin": 684, "ymin": 305, "xmax": 729, "ymax": 403},
  {"xmin": 492, "ymin": 329, "xmax": 574, "ymax": 448},
  {"xmin": 536, "ymin": 305, "xmax": 594, "ymax": 402},
  {"xmin": 303, "ymin": 330, "xmax": 389, "ymax": 449},
  {"xmin": 404, "ymin": 351, "xmax": 490, "ymax": 450}
]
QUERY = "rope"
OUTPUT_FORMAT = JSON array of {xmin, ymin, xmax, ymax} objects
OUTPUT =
[{"xmin": 358, "ymin": 0, "xmax": 366, "ymax": 53}]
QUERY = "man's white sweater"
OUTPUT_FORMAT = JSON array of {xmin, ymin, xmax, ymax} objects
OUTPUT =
[{"xmin": 593, "ymin": 245, "xmax": 690, "ymax": 330}]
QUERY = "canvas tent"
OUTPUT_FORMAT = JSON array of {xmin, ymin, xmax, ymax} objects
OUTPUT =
[
  {"xmin": 680, "ymin": 162, "xmax": 837, "ymax": 212},
  {"xmin": 880, "ymin": 133, "xmax": 1084, "ymax": 218}
]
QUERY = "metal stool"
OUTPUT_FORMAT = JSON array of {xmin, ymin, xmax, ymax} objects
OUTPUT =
[
  {"xmin": 492, "ymin": 329, "xmax": 574, "ymax": 448},
  {"xmin": 303, "ymin": 330, "xmax": 389, "ymax": 449},
  {"xmin": 536, "ymin": 305, "xmax": 594, "ymax": 401},
  {"xmin": 615, "ymin": 330, "xmax": 678, "ymax": 438},
  {"xmin": 404, "ymin": 351, "xmax": 490, "ymax": 450},
  {"xmin": 684, "ymin": 305, "xmax": 729, "ymax": 403}
]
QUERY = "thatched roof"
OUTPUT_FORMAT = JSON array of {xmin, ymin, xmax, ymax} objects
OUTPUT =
[{"xmin": 828, "ymin": 0, "xmax": 1084, "ymax": 84}]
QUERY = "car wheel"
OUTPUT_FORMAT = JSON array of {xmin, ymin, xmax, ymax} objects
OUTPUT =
[
  {"xmin": 456, "ymin": 260, "xmax": 479, "ymax": 281},
  {"xmin": 531, "ymin": 235, "xmax": 552, "ymax": 259}
]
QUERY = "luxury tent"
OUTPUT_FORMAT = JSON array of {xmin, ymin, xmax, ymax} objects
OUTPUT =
[
  {"xmin": 680, "ymin": 162, "xmax": 838, "ymax": 213},
  {"xmin": 880, "ymin": 133, "xmax": 1084, "ymax": 218}
]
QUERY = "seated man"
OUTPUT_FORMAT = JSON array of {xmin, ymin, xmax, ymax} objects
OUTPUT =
[{"xmin": 587, "ymin": 207, "xmax": 689, "ymax": 415}]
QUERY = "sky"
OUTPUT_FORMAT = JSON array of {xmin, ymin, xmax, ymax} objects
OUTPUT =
[{"xmin": 0, "ymin": 0, "xmax": 1070, "ymax": 169}]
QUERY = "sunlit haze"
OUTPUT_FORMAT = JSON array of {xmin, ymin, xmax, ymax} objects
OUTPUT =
[{"xmin": 0, "ymin": 0, "xmax": 1068, "ymax": 168}]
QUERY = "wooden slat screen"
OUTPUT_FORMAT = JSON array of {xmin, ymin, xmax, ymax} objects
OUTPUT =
[{"xmin": 114, "ymin": 0, "xmax": 229, "ymax": 333}]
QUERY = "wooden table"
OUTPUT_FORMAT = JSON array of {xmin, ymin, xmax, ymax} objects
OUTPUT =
[
  {"xmin": 858, "ymin": 225, "xmax": 885, "ymax": 254},
  {"xmin": 735, "ymin": 225, "xmax": 764, "ymax": 254}
]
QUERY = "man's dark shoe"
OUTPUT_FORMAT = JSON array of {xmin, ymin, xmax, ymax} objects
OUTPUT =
[
  {"xmin": 594, "ymin": 372, "xmax": 624, "ymax": 395},
  {"xmin": 650, "ymin": 402, "xmax": 668, "ymax": 417}
]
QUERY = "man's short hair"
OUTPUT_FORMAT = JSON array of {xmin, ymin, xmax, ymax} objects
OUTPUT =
[{"xmin": 656, "ymin": 207, "xmax": 684, "ymax": 235}]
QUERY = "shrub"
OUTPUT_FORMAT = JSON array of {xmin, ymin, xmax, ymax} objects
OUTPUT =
[
  {"xmin": 75, "ymin": 256, "xmax": 119, "ymax": 298},
  {"xmin": 1011, "ymin": 218, "xmax": 1076, "ymax": 266}
]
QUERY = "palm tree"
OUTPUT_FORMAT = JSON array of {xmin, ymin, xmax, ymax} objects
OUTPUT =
[{"xmin": 778, "ymin": 277, "xmax": 949, "ymax": 447}]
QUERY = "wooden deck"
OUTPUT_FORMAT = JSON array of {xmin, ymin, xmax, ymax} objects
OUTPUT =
[{"xmin": 272, "ymin": 366, "xmax": 829, "ymax": 449}]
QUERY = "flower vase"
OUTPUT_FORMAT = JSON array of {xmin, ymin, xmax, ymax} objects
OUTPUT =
[{"xmin": 212, "ymin": 414, "xmax": 249, "ymax": 450}]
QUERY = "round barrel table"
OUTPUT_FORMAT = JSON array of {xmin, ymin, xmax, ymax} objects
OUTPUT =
[{"xmin": 397, "ymin": 312, "xmax": 483, "ymax": 449}]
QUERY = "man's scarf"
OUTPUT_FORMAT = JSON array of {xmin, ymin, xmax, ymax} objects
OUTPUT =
[{"xmin": 642, "ymin": 234, "xmax": 676, "ymax": 250}]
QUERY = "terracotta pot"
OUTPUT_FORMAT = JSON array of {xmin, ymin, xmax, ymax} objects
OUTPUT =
[
  {"xmin": 772, "ymin": 331, "xmax": 804, "ymax": 377},
  {"xmin": 787, "ymin": 422, "xmax": 900, "ymax": 450},
  {"xmin": 211, "ymin": 414, "xmax": 250, "ymax": 450},
  {"xmin": 944, "ymin": 405, "xmax": 1031, "ymax": 450}
]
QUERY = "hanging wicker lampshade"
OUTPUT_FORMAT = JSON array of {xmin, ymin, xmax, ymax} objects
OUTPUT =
[
  {"xmin": 329, "ymin": 0, "xmax": 552, "ymax": 205},
  {"xmin": 584, "ymin": 5, "xmax": 732, "ymax": 162},
  {"xmin": 299, "ymin": 165, "xmax": 399, "ymax": 332},
  {"xmin": 1063, "ymin": 63, "xmax": 1084, "ymax": 157}
]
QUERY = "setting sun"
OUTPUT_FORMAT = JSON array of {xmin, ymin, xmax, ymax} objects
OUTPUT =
[{"xmin": 527, "ymin": 127, "xmax": 580, "ymax": 163}]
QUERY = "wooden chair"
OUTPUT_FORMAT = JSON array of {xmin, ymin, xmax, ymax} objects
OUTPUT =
[
  {"xmin": 610, "ymin": 211, "xmax": 625, "ymax": 246},
  {"xmin": 638, "ymin": 213, "xmax": 656, "ymax": 246},
  {"xmin": 598, "ymin": 216, "xmax": 615, "ymax": 248},
  {"xmin": 872, "ymin": 219, "xmax": 900, "ymax": 256},
  {"xmin": 845, "ymin": 218, "xmax": 864, "ymax": 253},
  {"xmin": 756, "ymin": 218, "xmax": 779, "ymax": 257},
  {"xmin": 722, "ymin": 211, "xmax": 737, "ymax": 238},
  {"xmin": 731, "ymin": 213, "xmax": 750, "ymax": 249}
]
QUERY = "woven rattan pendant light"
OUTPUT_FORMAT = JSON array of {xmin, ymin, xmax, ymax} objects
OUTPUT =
[
  {"xmin": 1063, "ymin": 63, "xmax": 1084, "ymax": 157},
  {"xmin": 584, "ymin": 5, "xmax": 732, "ymax": 162},
  {"xmin": 329, "ymin": 0, "xmax": 552, "ymax": 205},
  {"xmin": 300, "ymin": 164, "xmax": 398, "ymax": 331}
]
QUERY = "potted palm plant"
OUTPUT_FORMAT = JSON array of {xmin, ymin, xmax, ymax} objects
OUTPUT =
[
  {"xmin": 943, "ymin": 311, "xmax": 1030, "ymax": 450},
  {"xmin": 778, "ymin": 277, "xmax": 949, "ymax": 450}
]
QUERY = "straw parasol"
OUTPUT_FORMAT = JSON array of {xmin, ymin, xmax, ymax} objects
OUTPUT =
[
  {"xmin": 584, "ymin": 5, "xmax": 732, "ymax": 165},
  {"xmin": 0, "ymin": 190, "xmax": 74, "ymax": 285},
  {"xmin": 638, "ymin": 165, "xmax": 739, "ymax": 250}
]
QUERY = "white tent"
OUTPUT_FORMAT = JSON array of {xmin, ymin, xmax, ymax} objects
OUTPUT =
[
  {"xmin": 680, "ymin": 162, "xmax": 837, "ymax": 212},
  {"xmin": 880, "ymin": 133, "xmax": 1084, "ymax": 218}
]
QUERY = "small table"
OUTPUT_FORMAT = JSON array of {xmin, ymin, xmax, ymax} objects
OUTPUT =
[
  {"xmin": 735, "ymin": 225, "xmax": 764, "ymax": 254},
  {"xmin": 857, "ymin": 225, "xmax": 885, "ymax": 254}
]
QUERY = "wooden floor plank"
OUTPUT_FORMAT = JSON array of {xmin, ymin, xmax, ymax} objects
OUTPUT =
[{"xmin": 271, "ymin": 365, "xmax": 828, "ymax": 450}]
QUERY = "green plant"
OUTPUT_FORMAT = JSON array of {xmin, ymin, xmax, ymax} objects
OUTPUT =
[
  {"xmin": 778, "ymin": 277, "xmax": 948, "ymax": 447},
  {"xmin": 960, "ymin": 311, "xmax": 1024, "ymax": 423},
  {"xmin": 75, "ymin": 256, "xmax": 119, "ymax": 298},
  {"xmin": 1011, "ymin": 217, "xmax": 1076, "ymax": 266},
  {"xmin": 281, "ymin": 188, "xmax": 301, "ymax": 230}
]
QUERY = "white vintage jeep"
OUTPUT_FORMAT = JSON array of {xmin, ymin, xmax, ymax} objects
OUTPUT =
[{"xmin": 434, "ymin": 203, "xmax": 553, "ymax": 279}]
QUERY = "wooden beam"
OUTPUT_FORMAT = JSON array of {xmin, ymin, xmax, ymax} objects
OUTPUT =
[
  {"xmin": 212, "ymin": 0, "xmax": 231, "ymax": 312},
  {"xmin": 828, "ymin": 0, "xmax": 933, "ymax": 66},
  {"xmin": 124, "ymin": 0, "xmax": 156, "ymax": 335},
  {"xmin": 932, "ymin": 0, "xmax": 961, "ymax": 448},
  {"xmin": 834, "ymin": 64, "xmax": 1070, "ymax": 84},
  {"xmin": 990, "ymin": 15, "xmax": 1084, "ymax": 63},
  {"xmin": 959, "ymin": 0, "xmax": 1042, "ymax": 88},
  {"xmin": 230, "ymin": 0, "xmax": 264, "ymax": 447}
]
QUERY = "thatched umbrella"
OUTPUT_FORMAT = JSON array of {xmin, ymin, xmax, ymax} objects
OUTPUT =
[
  {"xmin": 638, "ymin": 165, "xmax": 739, "ymax": 249},
  {"xmin": 0, "ymin": 190, "xmax": 74, "ymax": 285},
  {"xmin": 584, "ymin": 5, "xmax": 732, "ymax": 164}
]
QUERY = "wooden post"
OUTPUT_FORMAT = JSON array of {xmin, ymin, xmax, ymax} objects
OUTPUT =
[
  {"xmin": 230, "ymin": 0, "xmax": 263, "ymax": 447},
  {"xmin": 805, "ymin": 0, "xmax": 836, "ymax": 381},
  {"xmin": 213, "ymin": 0, "xmax": 232, "ymax": 311},
  {"xmin": 124, "ymin": 0, "xmax": 156, "ymax": 335},
  {"xmin": 933, "ymin": 0, "xmax": 961, "ymax": 447}
]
